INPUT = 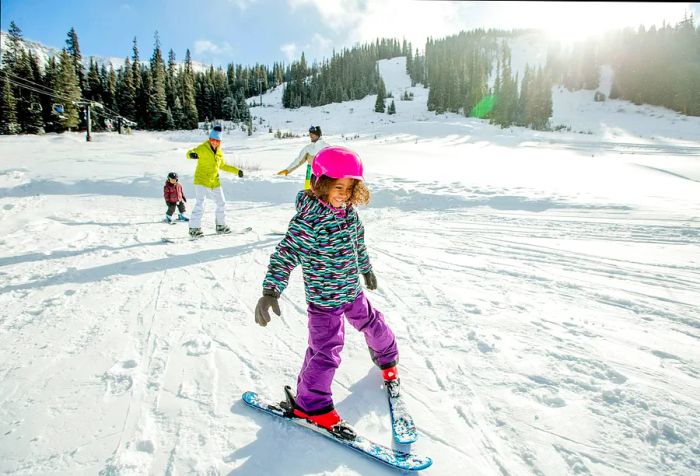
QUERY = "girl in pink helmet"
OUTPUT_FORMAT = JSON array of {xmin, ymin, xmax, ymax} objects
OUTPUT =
[{"xmin": 255, "ymin": 146, "xmax": 399, "ymax": 438}]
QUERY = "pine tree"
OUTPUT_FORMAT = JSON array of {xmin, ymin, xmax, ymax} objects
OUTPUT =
[
  {"xmin": 4, "ymin": 21, "xmax": 24, "ymax": 71},
  {"xmin": 537, "ymin": 67, "xmax": 553, "ymax": 130},
  {"xmin": 14, "ymin": 51, "xmax": 44, "ymax": 133},
  {"xmin": 141, "ymin": 67, "xmax": 153, "ymax": 126},
  {"xmin": 104, "ymin": 64, "xmax": 117, "ymax": 111},
  {"xmin": 132, "ymin": 38, "xmax": 146, "ymax": 127},
  {"xmin": 65, "ymin": 27, "xmax": 86, "ymax": 93},
  {"xmin": 516, "ymin": 65, "xmax": 532, "ymax": 126},
  {"xmin": 2, "ymin": 21, "xmax": 25, "ymax": 134},
  {"xmin": 0, "ymin": 72, "xmax": 20, "ymax": 134},
  {"xmin": 172, "ymin": 96, "xmax": 185, "ymax": 129},
  {"xmin": 235, "ymin": 89, "xmax": 250, "ymax": 121},
  {"xmin": 87, "ymin": 58, "xmax": 103, "ymax": 102},
  {"xmin": 55, "ymin": 49, "xmax": 82, "ymax": 130},
  {"xmin": 164, "ymin": 108, "xmax": 175, "ymax": 130},
  {"xmin": 147, "ymin": 32, "xmax": 168, "ymax": 129},
  {"xmin": 42, "ymin": 56, "xmax": 60, "ymax": 131},
  {"xmin": 491, "ymin": 42, "xmax": 518, "ymax": 128},
  {"xmin": 222, "ymin": 94, "xmax": 239, "ymax": 121},
  {"xmin": 181, "ymin": 49, "xmax": 199, "ymax": 129},
  {"xmin": 166, "ymin": 49, "xmax": 177, "ymax": 111},
  {"xmin": 117, "ymin": 58, "xmax": 137, "ymax": 121},
  {"xmin": 374, "ymin": 77, "xmax": 386, "ymax": 112},
  {"xmin": 387, "ymin": 99, "xmax": 396, "ymax": 115}
]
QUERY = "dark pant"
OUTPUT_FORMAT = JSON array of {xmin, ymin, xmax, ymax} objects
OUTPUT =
[
  {"xmin": 166, "ymin": 201, "xmax": 186, "ymax": 216},
  {"xmin": 295, "ymin": 291, "xmax": 399, "ymax": 414}
]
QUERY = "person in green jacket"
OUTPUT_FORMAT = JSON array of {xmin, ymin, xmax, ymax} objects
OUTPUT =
[{"xmin": 186, "ymin": 125, "xmax": 244, "ymax": 238}]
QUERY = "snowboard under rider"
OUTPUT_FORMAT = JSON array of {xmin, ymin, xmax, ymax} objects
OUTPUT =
[
  {"xmin": 256, "ymin": 146, "xmax": 399, "ymax": 437},
  {"xmin": 277, "ymin": 125, "xmax": 328, "ymax": 190},
  {"xmin": 185, "ymin": 125, "xmax": 244, "ymax": 238}
]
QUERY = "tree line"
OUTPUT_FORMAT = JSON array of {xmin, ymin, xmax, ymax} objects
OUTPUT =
[
  {"xmin": 1, "ymin": 16, "xmax": 698, "ymax": 136},
  {"xmin": 605, "ymin": 15, "xmax": 699, "ymax": 115},
  {"xmin": 282, "ymin": 38, "xmax": 411, "ymax": 108},
  {"xmin": 408, "ymin": 29, "xmax": 553, "ymax": 130},
  {"xmin": 0, "ymin": 23, "xmax": 275, "ymax": 134}
]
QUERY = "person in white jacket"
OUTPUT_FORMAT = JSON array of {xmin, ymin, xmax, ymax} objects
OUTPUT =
[{"xmin": 277, "ymin": 125, "xmax": 328, "ymax": 189}]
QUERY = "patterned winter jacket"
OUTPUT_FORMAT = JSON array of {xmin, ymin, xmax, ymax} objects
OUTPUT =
[{"xmin": 263, "ymin": 190, "xmax": 372, "ymax": 308}]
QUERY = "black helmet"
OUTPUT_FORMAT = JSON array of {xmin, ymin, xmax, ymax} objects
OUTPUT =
[
  {"xmin": 309, "ymin": 125, "xmax": 322, "ymax": 136},
  {"xmin": 167, "ymin": 172, "xmax": 179, "ymax": 180}
]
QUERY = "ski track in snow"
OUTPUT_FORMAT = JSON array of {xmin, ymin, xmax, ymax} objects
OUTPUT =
[
  {"xmin": 1, "ymin": 159, "xmax": 699, "ymax": 476},
  {"xmin": 1, "ymin": 57, "xmax": 700, "ymax": 475}
]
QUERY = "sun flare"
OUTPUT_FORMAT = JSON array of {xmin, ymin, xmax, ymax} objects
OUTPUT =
[{"xmin": 493, "ymin": 2, "xmax": 692, "ymax": 44}]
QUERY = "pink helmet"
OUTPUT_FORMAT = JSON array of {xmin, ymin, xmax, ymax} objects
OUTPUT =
[{"xmin": 312, "ymin": 146, "xmax": 364, "ymax": 181}]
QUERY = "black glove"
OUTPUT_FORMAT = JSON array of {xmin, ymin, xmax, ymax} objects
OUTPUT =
[
  {"xmin": 255, "ymin": 291, "xmax": 280, "ymax": 327},
  {"xmin": 189, "ymin": 152, "xmax": 199, "ymax": 159},
  {"xmin": 238, "ymin": 170, "xmax": 244, "ymax": 178},
  {"xmin": 363, "ymin": 271, "xmax": 377, "ymax": 290}
]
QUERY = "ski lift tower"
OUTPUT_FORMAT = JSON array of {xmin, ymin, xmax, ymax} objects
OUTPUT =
[
  {"xmin": 257, "ymin": 77, "xmax": 263, "ymax": 106},
  {"xmin": 81, "ymin": 101, "xmax": 104, "ymax": 142}
]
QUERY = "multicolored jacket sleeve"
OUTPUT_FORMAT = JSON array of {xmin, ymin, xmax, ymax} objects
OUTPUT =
[
  {"xmin": 355, "ymin": 216, "xmax": 372, "ymax": 274},
  {"xmin": 262, "ymin": 215, "xmax": 316, "ymax": 296}
]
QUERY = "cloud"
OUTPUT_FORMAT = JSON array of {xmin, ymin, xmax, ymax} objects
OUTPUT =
[
  {"xmin": 280, "ymin": 43, "xmax": 298, "ymax": 61},
  {"xmin": 288, "ymin": 0, "xmax": 362, "ymax": 31},
  {"xmin": 194, "ymin": 39, "xmax": 235, "ymax": 61},
  {"xmin": 309, "ymin": 33, "xmax": 333, "ymax": 54},
  {"xmin": 226, "ymin": 0, "xmax": 259, "ymax": 11},
  {"xmin": 287, "ymin": 0, "xmax": 465, "ymax": 50},
  {"xmin": 279, "ymin": 34, "xmax": 333, "ymax": 62}
]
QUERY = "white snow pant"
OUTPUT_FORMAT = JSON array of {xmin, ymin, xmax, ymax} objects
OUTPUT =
[{"xmin": 190, "ymin": 184, "xmax": 226, "ymax": 229}]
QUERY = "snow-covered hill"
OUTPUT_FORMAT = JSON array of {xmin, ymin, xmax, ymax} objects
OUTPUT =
[{"xmin": 0, "ymin": 56, "xmax": 699, "ymax": 476}]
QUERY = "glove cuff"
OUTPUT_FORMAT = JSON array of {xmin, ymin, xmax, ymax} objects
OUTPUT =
[{"xmin": 262, "ymin": 288, "xmax": 280, "ymax": 298}]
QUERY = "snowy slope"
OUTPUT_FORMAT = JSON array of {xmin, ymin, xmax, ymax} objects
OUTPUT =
[{"xmin": 0, "ymin": 57, "xmax": 699, "ymax": 476}]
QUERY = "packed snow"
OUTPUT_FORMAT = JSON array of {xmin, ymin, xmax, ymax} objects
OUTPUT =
[{"xmin": 1, "ymin": 57, "xmax": 699, "ymax": 476}]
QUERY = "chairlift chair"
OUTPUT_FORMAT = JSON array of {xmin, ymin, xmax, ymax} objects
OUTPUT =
[{"xmin": 52, "ymin": 104, "xmax": 65, "ymax": 119}]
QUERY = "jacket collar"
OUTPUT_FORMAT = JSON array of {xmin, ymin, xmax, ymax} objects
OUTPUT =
[{"xmin": 295, "ymin": 191, "xmax": 351, "ymax": 219}]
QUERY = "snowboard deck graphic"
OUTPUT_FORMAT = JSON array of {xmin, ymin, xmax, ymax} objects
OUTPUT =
[{"xmin": 161, "ymin": 226, "xmax": 253, "ymax": 242}]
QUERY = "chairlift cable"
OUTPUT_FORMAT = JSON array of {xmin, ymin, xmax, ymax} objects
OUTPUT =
[{"xmin": 3, "ymin": 70, "xmax": 136, "ymax": 125}]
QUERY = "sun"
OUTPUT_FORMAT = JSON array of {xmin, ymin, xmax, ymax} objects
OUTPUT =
[{"xmin": 503, "ymin": 2, "xmax": 692, "ymax": 44}]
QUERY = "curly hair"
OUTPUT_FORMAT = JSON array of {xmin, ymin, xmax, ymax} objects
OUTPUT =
[{"xmin": 306, "ymin": 175, "xmax": 370, "ymax": 206}]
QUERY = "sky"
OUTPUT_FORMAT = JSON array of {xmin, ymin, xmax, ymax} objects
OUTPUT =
[{"xmin": 1, "ymin": 1, "xmax": 697, "ymax": 67}]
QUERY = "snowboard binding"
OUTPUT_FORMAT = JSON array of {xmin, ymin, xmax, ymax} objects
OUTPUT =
[{"xmin": 280, "ymin": 385, "xmax": 357, "ymax": 440}]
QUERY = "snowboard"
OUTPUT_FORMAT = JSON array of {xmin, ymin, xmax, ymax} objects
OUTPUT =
[
  {"xmin": 386, "ymin": 380, "xmax": 418, "ymax": 444},
  {"xmin": 241, "ymin": 391, "xmax": 432, "ymax": 472},
  {"xmin": 161, "ymin": 226, "xmax": 253, "ymax": 243}
]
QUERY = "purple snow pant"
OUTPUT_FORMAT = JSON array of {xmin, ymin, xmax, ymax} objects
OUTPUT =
[{"xmin": 295, "ymin": 291, "xmax": 399, "ymax": 414}]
